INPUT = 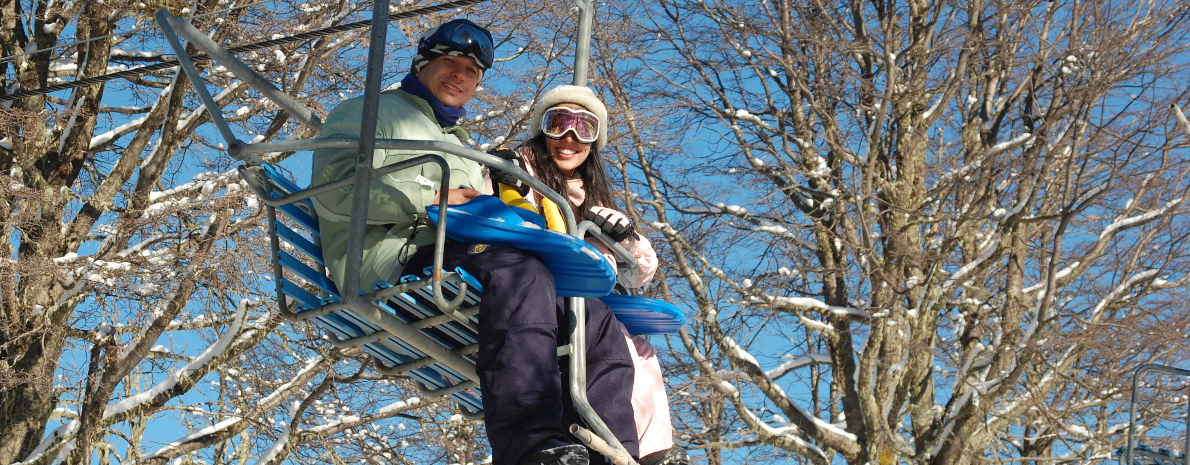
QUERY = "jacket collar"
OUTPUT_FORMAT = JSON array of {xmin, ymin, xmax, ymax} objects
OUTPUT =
[{"xmin": 384, "ymin": 88, "xmax": 470, "ymax": 141}]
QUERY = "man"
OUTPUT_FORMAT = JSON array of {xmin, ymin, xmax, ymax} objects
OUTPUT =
[{"xmin": 310, "ymin": 20, "xmax": 638, "ymax": 465}]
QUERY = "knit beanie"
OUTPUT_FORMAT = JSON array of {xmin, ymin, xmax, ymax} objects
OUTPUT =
[
  {"xmin": 530, "ymin": 85, "xmax": 608, "ymax": 150},
  {"xmin": 410, "ymin": 42, "xmax": 488, "ymax": 78},
  {"xmin": 410, "ymin": 20, "xmax": 491, "ymax": 77}
]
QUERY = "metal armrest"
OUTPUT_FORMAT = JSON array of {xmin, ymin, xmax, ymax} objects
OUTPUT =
[{"xmin": 578, "ymin": 222, "xmax": 641, "ymax": 289}]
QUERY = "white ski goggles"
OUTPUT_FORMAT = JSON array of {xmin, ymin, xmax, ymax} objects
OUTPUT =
[{"xmin": 540, "ymin": 106, "xmax": 600, "ymax": 144}]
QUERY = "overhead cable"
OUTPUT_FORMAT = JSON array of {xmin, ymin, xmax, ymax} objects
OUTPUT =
[{"xmin": 0, "ymin": 0, "xmax": 489, "ymax": 103}]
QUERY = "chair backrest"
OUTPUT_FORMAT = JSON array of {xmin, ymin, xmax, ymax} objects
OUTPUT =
[{"xmin": 256, "ymin": 161, "xmax": 487, "ymax": 414}]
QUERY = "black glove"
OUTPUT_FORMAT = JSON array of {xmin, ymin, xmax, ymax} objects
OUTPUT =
[
  {"xmin": 586, "ymin": 206, "xmax": 636, "ymax": 243},
  {"xmin": 488, "ymin": 148, "xmax": 529, "ymax": 196}
]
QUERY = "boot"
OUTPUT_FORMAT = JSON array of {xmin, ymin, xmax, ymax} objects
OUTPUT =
[
  {"xmin": 517, "ymin": 444, "xmax": 590, "ymax": 465},
  {"xmin": 639, "ymin": 446, "xmax": 691, "ymax": 465}
]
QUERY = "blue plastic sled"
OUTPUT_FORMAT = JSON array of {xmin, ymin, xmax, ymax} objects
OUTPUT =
[
  {"xmin": 427, "ymin": 195, "xmax": 617, "ymax": 298},
  {"xmin": 600, "ymin": 294, "xmax": 685, "ymax": 335},
  {"xmin": 428, "ymin": 195, "xmax": 685, "ymax": 335}
]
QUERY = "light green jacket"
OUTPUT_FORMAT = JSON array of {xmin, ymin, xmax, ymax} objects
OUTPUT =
[{"xmin": 311, "ymin": 89, "xmax": 483, "ymax": 291}]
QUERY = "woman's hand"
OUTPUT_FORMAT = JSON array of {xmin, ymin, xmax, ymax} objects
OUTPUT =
[
  {"xmin": 586, "ymin": 206, "xmax": 636, "ymax": 242},
  {"xmin": 433, "ymin": 187, "xmax": 481, "ymax": 205},
  {"xmin": 488, "ymin": 148, "xmax": 530, "ymax": 195}
]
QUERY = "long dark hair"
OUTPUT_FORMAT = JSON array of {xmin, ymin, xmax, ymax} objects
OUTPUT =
[{"xmin": 521, "ymin": 133, "xmax": 616, "ymax": 213}]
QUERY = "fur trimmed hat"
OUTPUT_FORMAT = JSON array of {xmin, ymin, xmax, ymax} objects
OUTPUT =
[{"xmin": 530, "ymin": 85, "xmax": 608, "ymax": 150}]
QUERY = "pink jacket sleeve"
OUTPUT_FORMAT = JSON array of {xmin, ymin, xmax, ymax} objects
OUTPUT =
[{"xmin": 586, "ymin": 233, "xmax": 658, "ymax": 289}]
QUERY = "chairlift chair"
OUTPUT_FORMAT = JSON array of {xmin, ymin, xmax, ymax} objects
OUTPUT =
[
  {"xmin": 155, "ymin": 1, "xmax": 683, "ymax": 463},
  {"xmin": 1117, "ymin": 364, "xmax": 1190, "ymax": 465}
]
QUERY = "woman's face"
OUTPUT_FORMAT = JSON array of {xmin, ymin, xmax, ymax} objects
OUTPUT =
[{"xmin": 543, "ymin": 103, "xmax": 593, "ymax": 177}]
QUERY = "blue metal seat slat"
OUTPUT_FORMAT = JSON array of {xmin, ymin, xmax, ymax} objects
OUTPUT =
[
  {"xmin": 260, "ymin": 164, "xmax": 316, "ymax": 208},
  {"xmin": 312, "ymin": 318, "xmax": 353, "ymax": 341},
  {"xmin": 280, "ymin": 278, "xmax": 322, "ymax": 311},
  {"xmin": 398, "ymin": 273, "xmax": 482, "ymax": 320},
  {"xmin": 410, "ymin": 277, "xmax": 482, "ymax": 313},
  {"xmin": 395, "ymin": 291, "xmax": 476, "ymax": 344},
  {"xmin": 361, "ymin": 340, "xmax": 417, "ymax": 366},
  {"xmin": 274, "ymin": 221, "xmax": 324, "ymax": 265},
  {"xmin": 278, "ymin": 251, "xmax": 338, "ymax": 296},
  {"xmin": 272, "ymin": 193, "xmax": 321, "ymax": 237},
  {"xmin": 336, "ymin": 308, "xmax": 383, "ymax": 335},
  {"xmin": 377, "ymin": 294, "xmax": 476, "ymax": 348},
  {"xmin": 313, "ymin": 314, "xmax": 361, "ymax": 341},
  {"xmin": 443, "ymin": 281, "xmax": 483, "ymax": 308},
  {"xmin": 385, "ymin": 292, "xmax": 435, "ymax": 319},
  {"xmin": 407, "ymin": 302, "xmax": 478, "ymax": 346},
  {"xmin": 412, "ymin": 284, "xmax": 481, "ymax": 321}
]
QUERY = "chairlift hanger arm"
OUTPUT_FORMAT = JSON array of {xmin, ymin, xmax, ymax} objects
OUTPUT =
[
  {"xmin": 561, "ymin": 1, "xmax": 640, "ymax": 461},
  {"xmin": 336, "ymin": 0, "xmax": 395, "ymax": 302},
  {"xmin": 571, "ymin": 0, "xmax": 595, "ymax": 87}
]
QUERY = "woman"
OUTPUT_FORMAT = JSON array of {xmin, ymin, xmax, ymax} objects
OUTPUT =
[{"xmin": 491, "ymin": 84, "xmax": 689, "ymax": 465}]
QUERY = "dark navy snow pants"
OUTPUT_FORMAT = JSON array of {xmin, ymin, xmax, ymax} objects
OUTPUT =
[{"xmin": 405, "ymin": 244, "xmax": 638, "ymax": 465}]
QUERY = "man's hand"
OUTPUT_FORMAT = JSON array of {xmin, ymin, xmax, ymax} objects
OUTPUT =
[
  {"xmin": 433, "ymin": 187, "xmax": 481, "ymax": 205},
  {"xmin": 488, "ymin": 148, "xmax": 529, "ymax": 195},
  {"xmin": 586, "ymin": 206, "xmax": 636, "ymax": 243}
]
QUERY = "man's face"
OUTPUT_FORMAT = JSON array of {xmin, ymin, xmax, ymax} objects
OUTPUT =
[{"xmin": 416, "ymin": 55, "xmax": 482, "ymax": 108}]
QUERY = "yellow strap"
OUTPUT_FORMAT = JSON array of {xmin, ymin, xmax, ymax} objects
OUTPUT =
[
  {"xmin": 498, "ymin": 182, "xmax": 564, "ymax": 233},
  {"xmin": 541, "ymin": 197, "xmax": 566, "ymax": 233},
  {"xmin": 498, "ymin": 183, "xmax": 539, "ymax": 214}
]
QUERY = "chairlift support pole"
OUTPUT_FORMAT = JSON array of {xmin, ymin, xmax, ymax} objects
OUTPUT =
[
  {"xmin": 566, "ymin": 1, "xmax": 637, "ymax": 463},
  {"xmin": 572, "ymin": 0, "xmax": 595, "ymax": 87}
]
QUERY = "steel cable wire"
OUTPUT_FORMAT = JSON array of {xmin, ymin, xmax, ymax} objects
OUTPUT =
[{"xmin": 0, "ymin": 0, "xmax": 489, "ymax": 103}]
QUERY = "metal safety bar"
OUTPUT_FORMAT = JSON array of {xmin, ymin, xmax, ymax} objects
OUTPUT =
[
  {"xmin": 1123, "ymin": 364, "xmax": 1190, "ymax": 465},
  {"xmin": 580, "ymin": 223, "xmax": 640, "ymax": 288},
  {"xmin": 158, "ymin": 0, "xmax": 635, "ymax": 460},
  {"xmin": 237, "ymin": 140, "xmax": 580, "ymax": 233}
]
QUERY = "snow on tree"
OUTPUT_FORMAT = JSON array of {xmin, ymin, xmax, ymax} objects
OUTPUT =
[
  {"xmin": 0, "ymin": 0, "xmax": 589, "ymax": 463},
  {"xmin": 6, "ymin": 0, "xmax": 1190, "ymax": 464},
  {"xmin": 591, "ymin": 0, "xmax": 1190, "ymax": 463}
]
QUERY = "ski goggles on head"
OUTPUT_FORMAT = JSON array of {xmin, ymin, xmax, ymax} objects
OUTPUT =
[
  {"xmin": 420, "ymin": 19, "xmax": 495, "ymax": 70},
  {"xmin": 540, "ymin": 106, "xmax": 600, "ymax": 144}
]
